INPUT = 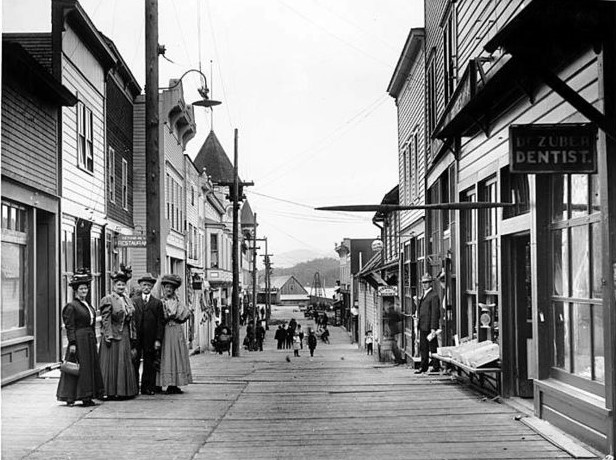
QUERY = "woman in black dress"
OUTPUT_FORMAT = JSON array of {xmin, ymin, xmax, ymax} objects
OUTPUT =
[{"xmin": 56, "ymin": 269, "xmax": 105, "ymax": 407}]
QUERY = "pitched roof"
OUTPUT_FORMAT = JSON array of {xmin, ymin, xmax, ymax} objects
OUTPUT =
[
  {"xmin": 194, "ymin": 130, "xmax": 235, "ymax": 183},
  {"xmin": 240, "ymin": 201, "xmax": 255, "ymax": 228},
  {"xmin": 270, "ymin": 276, "xmax": 291, "ymax": 289},
  {"xmin": 3, "ymin": 33, "xmax": 52, "ymax": 73}
]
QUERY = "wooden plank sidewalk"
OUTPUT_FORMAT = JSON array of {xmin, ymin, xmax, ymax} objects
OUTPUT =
[{"xmin": 2, "ymin": 307, "xmax": 597, "ymax": 460}]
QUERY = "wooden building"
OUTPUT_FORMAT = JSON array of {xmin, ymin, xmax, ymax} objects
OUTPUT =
[
  {"xmin": 1, "ymin": 37, "xmax": 77, "ymax": 383},
  {"xmin": 413, "ymin": 0, "xmax": 616, "ymax": 454}
]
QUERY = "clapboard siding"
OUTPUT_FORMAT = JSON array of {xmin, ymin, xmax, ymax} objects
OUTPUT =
[
  {"xmin": 60, "ymin": 54, "xmax": 105, "ymax": 216},
  {"xmin": 62, "ymin": 25, "xmax": 105, "ymax": 94},
  {"xmin": 131, "ymin": 97, "xmax": 147, "ymax": 275},
  {"xmin": 458, "ymin": 49, "xmax": 598, "ymax": 185},
  {"xmin": 396, "ymin": 43, "xmax": 426, "ymax": 232},
  {"xmin": 1, "ymin": 84, "xmax": 59, "ymax": 195}
]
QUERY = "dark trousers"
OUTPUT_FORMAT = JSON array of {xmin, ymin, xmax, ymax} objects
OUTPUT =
[
  {"xmin": 419, "ymin": 330, "xmax": 439, "ymax": 371},
  {"xmin": 366, "ymin": 343, "xmax": 373, "ymax": 355},
  {"xmin": 309, "ymin": 348, "xmax": 315, "ymax": 357},
  {"xmin": 140, "ymin": 348, "xmax": 158, "ymax": 392},
  {"xmin": 277, "ymin": 339, "xmax": 284, "ymax": 349}
]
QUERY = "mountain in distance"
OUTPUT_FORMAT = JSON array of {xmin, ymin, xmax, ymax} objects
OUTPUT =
[
  {"xmin": 271, "ymin": 257, "xmax": 339, "ymax": 288},
  {"xmin": 274, "ymin": 248, "xmax": 333, "ymax": 268}
]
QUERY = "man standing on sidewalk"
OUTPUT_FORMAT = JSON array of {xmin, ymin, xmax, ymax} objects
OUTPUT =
[{"xmin": 415, "ymin": 273, "xmax": 441, "ymax": 374}]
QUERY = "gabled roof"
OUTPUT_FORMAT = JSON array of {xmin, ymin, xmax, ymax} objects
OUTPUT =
[
  {"xmin": 194, "ymin": 130, "xmax": 235, "ymax": 183},
  {"xmin": 387, "ymin": 28, "xmax": 425, "ymax": 99},
  {"xmin": 270, "ymin": 276, "xmax": 292, "ymax": 289},
  {"xmin": 100, "ymin": 33, "xmax": 141, "ymax": 98}
]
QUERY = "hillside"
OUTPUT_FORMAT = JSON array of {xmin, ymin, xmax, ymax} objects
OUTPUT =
[{"xmin": 271, "ymin": 257, "xmax": 339, "ymax": 287}]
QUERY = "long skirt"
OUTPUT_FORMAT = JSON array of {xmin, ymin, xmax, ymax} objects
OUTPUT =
[
  {"xmin": 157, "ymin": 321, "xmax": 192, "ymax": 387},
  {"xmin": 57, "ymin": 327, "xmax": 105, "ymax": 402},
  {"xmin": 99, "ymin": 326, "xmax": 138, "ymax": 397}
]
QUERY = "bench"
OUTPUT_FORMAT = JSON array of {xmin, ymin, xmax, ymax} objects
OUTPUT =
[{"xmin": 433, "ymin": 354, "xmax": 502, "ymax": 394}]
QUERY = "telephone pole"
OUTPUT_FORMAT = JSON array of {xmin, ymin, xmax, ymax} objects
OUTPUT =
[
  {"xmin": 252, "ymin": 213, "xmax": 258, "ymax": 345},
  {"xmin": 145, "ymin": 0, "xmax": 161, "ymax": 276}
]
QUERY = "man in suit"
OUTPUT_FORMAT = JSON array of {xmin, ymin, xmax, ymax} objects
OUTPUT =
[
  {"xmin": 415, "ymin": 273, "xmax": 441, "ymax": 374},
  {"xmin": 132, "ymin": 274, "xmax": 165, "ymax": 395}
]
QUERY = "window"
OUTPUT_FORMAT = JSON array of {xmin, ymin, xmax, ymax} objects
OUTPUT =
[
  {"xmin": 461, "ymin": 189, "xmax": 477, "ymax": 339},
  {"xmin": 402, "ymin": 144, "xmax": 409, "ymax": 204},
  {"xmin": 501, "ymin": 168, "xmax": 530, "ymax": 219},
  {"xmin": 443, "ymin": 4, "xmax": 457, "ymax": 103},
  {"xmin": 427, "ymin": 51, "xmax": 437, "ymax": 140},
  {"xmin": 61, "ymin": 226, "xmax": 75, "ymax": 307},
  {"xmin": 550, "ymin": 174, "xmax": 603, "ymax": 386},
  {"xmin": 191, "ymin": 186, "xmax": 195, "ymax": 206},
  {"xmin": 121, "ymin": 159, "xmax": 128, "ymax": 209},
  {"xmin": 77, "ymin": 102, "xmax": 94, "ymax": 173},
  {"xmin": 91, "ymin": 236, "xmax": 102, "ymax": 307},
  {"xmin": 210, "ymin": 233, "xmax": 219, "ymax": 268},
  {"xmin": 1, "ymin": 201, "xmax": 27, "ymax": 332},
  {"xmin": 481, "ymin": 179, "xmax": 498, "ymax": 292},
  {"xmin": 107, "ymin": 147, "xmax": 115, "ymax": 202},
  {"xmin": 411, "ymin": 130, "xmax": 419, "ymax": 202},
  {"xmin": 166, "ymin": 174, "xmax": 170, "ymax": 220}
]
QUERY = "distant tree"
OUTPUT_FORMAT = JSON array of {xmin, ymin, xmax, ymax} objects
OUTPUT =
[{"xmin": 269, "ymin": 257, "xmax": 339, "ymax": 287}]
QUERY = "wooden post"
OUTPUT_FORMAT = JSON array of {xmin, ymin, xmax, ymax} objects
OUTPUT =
[
  {"xmin": 252, "ymin": 213, "xmax": 258, "ymax": 345},
  {"xmin": 231, "ymin": 129, "xmax": 240, "ymax": 357},
  {"xmin": 598, "ymin": 8, "xmax": 616, "ymax": 455},
  {"xmin": 145, "ymin": 0, "xmax": 161, "ymax": 277}
]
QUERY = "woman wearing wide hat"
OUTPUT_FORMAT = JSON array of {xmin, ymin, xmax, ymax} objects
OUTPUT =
[
  {"xmin": 99, "ymin": 269, "xmax": 139, "ymax": 399},
  {"xmin": 56, "ymin": 269, "xmax": 105, "ymax": 406},
  {"xmin": 156, "ymin": 274, "xmax": 193, "ymax": 394}
]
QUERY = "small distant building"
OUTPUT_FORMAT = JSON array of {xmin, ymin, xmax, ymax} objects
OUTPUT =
[{"xmin": 271, "ymin": 275, "xmax": 308, "ymax": 306}]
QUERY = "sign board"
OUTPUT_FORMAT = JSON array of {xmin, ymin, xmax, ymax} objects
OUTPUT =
[
  {"xmin": 117, "ymin": 235, "xmax": 147, "ymax": 247},
  {"xmin": 377, "ymin": 286, "xmax": 398, "ymax": 297},
  {"xmin": 509, "ymin": 123, "xmax": 597, "ymax": 173}
]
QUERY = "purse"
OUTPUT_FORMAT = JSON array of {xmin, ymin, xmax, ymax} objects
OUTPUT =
[{"xmin": 60, "ymin": 351, "xmax": 80, "ymax": 376}]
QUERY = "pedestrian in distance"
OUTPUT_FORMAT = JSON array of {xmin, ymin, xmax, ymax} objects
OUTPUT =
[
  {"xmin": 157, "ymin": 274, "xmax": 193, "ymax": 394},
  {"xmin": 321, "ymin": 325, "xmax": 330, "ymax": 344},
  {"xmin": 293, "ymin": 331, "xmax": 301, "ymax": 357},
  {"xmin": 275, "ymin": 325, "xmax": 285, "ymax": 350},
  {"xmin": 56, "ymin": 269, "xmax": 105, "ymax": 407},
  {"xmin": 256, "ymin": 322, "xmax": 266, "ymax": 351},
  {"xmin": 297, "ymin": 324, "xmax": 304, "ymax": 349},
  {"xmin": 285, "ymin": 323, "xmax": 294, "ymax": 349},
  {"xmin": 415, "ymin": 273, "xmax": 441, "ymax": 374},
  {"xmin": 307, "ymin": 328, "xmax": 317, "ymax": 357},
  {"xmin": 365, "ymin": 331, "xmax": 374, "ymax": 355},
  {"xmin": 131, "ymin": 273, "xmax": 164, "ymax": 395},
  {"xmin": 99, "ymin": 268, "xmax": 139, "ymax": 400}
]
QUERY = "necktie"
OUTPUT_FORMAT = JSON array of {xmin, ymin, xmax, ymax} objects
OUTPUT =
[{"xmin": 144, "ymin": 295, "xmax": 149, "ymax": 303}]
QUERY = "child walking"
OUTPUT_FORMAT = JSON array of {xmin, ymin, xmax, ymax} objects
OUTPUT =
[{"xmin": 365, "ymin": 331, "xmax": 374, "ymax": 355}]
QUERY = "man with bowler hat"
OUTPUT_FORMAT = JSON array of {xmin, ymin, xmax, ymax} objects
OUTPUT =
[
  {"xmin": 132, "ymin": 273, "xmax": 165, "ymax": 394},
  {"xmin": 415, "ymin": 273, "xmax": 441, "ymax": 374}
]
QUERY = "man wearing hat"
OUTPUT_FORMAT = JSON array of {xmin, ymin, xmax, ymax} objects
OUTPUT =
[
  {"xmin": 131, "ymin": 273, "xmax": 165, "ymax": 395},
  {"xmin": 415, "ymin": 273, "xmax": 441, "ymax": 374}
]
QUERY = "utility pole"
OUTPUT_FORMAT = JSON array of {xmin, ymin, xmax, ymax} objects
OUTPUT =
[
  {"xmin": 262, "ymin": 248, "xmax": 273, "ymax": 326},
  {"xmin": 145, "ymin": 0, "xmax": 161, "ymax": 276},
  {"xmin": 252, "ymin": 213, "xmax": 258, "ymax": 346},
  {"xmin": 231, "ymin": 129, "xmax": 240, "ymax": 357}
]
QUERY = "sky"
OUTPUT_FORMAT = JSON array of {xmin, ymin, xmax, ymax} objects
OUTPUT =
[{"xmin": 3, "ymin": 0, "xmax": 424, "ymax": 267}]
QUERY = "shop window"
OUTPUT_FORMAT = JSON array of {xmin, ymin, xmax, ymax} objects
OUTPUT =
[
  {"xmin": 61, "ymin": 226, "xmax": 75, "ymax": 307},
  {"xmin": 481, "ymin": 179, "xmax": 498, "ymax": 292},
  {"xmin": 501, "ymin": 168, "xmax": 529, "ymax": 219},
  {"xmin": 1, "ymin": 201, "xmax": 28, "ymax": 333},
  {"xmin": 550, "ymin": 174, "xmax": 603, "ymax": 387},
  {"xmin": 77, "ymin": 102, "xmax": 94, "ymax": 173},
  {"xmin": 121, "ymin": 159, "xmax": 128, "ymax": 210},
  {"xmin": 461, "ymin": 189, "xmax": 477, "ymax": 339}
]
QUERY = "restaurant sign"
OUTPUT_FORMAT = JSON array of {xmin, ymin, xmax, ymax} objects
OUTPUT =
[
  {"xmin": 377, "ymin": 286, "xmax": 398, "ymax": 297},
  {"xmin": 509, "ymin": 123, "xmax": 597, "ymax": 174},
  {"xmin": 117, "ymin": 235, "xmax": 147, "ymax": 247}
]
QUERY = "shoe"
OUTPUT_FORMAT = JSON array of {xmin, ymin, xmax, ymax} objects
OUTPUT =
[
  {"xmin": 165, "ymin": 386, "xmax": 183, "ymax": 395},
  {"xmin": 414, "ymin": 369, "xmax": 426, "ymax": 374},
  {"xmin": 141, "ymin": 390, "xmax": 155, "ymax": 395},
  {"xmin": 81, "ymin": 400, "xmax": 98, "ymax": 407},
  {"xmin": 153, "ymin": 386, "xmax": 163, "ymax": 394},
  {"xmin": 66, "ymin": 401, "xmax": 75, "ymax": 407}
]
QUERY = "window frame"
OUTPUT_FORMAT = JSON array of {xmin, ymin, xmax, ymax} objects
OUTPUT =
[
  {"xmin": 77, "ymin": 102, "xmax": 94, "ymax": 174},
  {"xmin": 107, "ymin": 147, "xmax": 115, "ymax": 203},
  {"xmin": 121, "ymin": 158, "xmax": 128, "ymax": 210}
]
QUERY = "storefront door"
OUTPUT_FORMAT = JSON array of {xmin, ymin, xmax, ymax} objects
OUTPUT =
[{"xmin": 509, "ymin": 233, "xmax": 534, "ymax": 398}]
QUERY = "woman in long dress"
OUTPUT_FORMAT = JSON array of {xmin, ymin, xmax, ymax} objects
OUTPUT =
[
  {"xmin": 99, "ymin": 270, "xmax": 138, "ymax": 399},
  {"xmin": 157, "ymin": 274, "xmax": 192, "ymax": 394},
  {"xmin": 56, "ymin": 269, "xmax": 105, "ymax": 406}
]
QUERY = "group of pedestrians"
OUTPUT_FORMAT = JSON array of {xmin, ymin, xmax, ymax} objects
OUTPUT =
[
  {"xmin": 273, "ymin": 315, "xmax": 326, "ymax": 357},
  {"xmin": 56, "ymin": 268, "xmax": 193, "ymax": 407}
]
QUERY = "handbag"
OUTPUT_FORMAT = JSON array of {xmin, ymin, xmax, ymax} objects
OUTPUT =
[{"xmin": 60, "ymin": 351, "xmax": 80, "ymax": 376}]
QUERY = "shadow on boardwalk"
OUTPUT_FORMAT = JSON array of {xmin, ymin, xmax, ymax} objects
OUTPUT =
[{"xmin": 2, "ymin": 307, "xmax": 597, "ymax": 460}]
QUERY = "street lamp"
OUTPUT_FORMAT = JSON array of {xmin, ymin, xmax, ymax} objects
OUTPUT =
[{"xmin": 159, "ymin": 68, "xmax": 222, "ymax": 108}]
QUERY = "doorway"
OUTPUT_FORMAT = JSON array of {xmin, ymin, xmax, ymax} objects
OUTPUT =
[{"xmin": 506, "ymin": 233, "xmax": 534, "ymax": 398}]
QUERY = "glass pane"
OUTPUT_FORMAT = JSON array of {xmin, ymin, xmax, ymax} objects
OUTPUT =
[
  {"xmin": 571, "ymin": 226, "xmax": 589, "ymax": 298},
  {"xmin": 590, "ymin": 174, "xmax": 600, "ymax": 214},
  {"xmin": 2, "ymin": 204, "xmax": 8, "ymax": 229},
  {"xmin": 66, "ymin": 231, "xmax": 74, "ymax": 273},
  {"xmin": 570, "ymin": 175, "xmax": 588, "ymax": 218},
  {"xmin": 572, "ymin": 303, "xmax": 592, "ymax": 379},
  {"xmin": 552, "ymin": 175, "xmax": 567, "ymax": 222},
  {"xmin": 553, "ymin": 301, "xmax": 570, "ymax": 371},
  {"xmin": 592, "ymin": 223, "xmax": 602, "ymax": 299},
  {"xmin": 552, "ymin": 229, "xmax": 568, "ymax": 296},
  {"xmin": 9, "ymin": 207, "xmax": 17, "ymax": 230},
  {"xmin": 593, "ymin": 305, "xmax": 604, "ymax": 383},
  {"xmin": 1, "ymin": 242, "xmax": 25, "ymax": 331}
]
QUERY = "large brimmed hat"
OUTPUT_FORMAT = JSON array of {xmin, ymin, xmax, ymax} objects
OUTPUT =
[
  {"xmin": 421, "ymin": 273, "xmax": 433, "ymax": 283},
  {"xmin": 69, "ymin": 268, "xmax": 92, "ymax": 287},
  {"xmin": 110, "ymin": 270, "xmax": 130, "ymax": 283},
  {"xmin": 137, "ymin": 273, "xmax": 157, "ymax": 284},
  {"xmin": 161, "ymin": 273, "xmax": 182, "ymax": 288}
]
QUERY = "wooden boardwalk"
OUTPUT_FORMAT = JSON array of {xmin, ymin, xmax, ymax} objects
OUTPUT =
[{"xmin": 2, "ymin": 307, "xmax": 595, "ymax": 460}]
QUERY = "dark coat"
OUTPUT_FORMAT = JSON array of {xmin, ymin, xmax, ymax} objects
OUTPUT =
[
  {"xmin": 307, "ymin": 334, "xmax": 317, "ymax": 349},
  {"xmin": 131, "ymin": 294, "xmax": 164, "ymax": 351},
  {"xmin": 100, "ymin": 293, "xmax": 137, "ymax": 343},
  {"xmin": 417, "ymin": 289, "xmax": 440, "ymax": 332}
]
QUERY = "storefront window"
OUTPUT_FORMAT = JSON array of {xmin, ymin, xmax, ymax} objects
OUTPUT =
[
  {"xmin": 1, "ymin": 201, "xmax": 28, "ymax": 333},
  {"xmin": 550, "ymin": 174, "xmax": 602, "ymax": 387}
]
